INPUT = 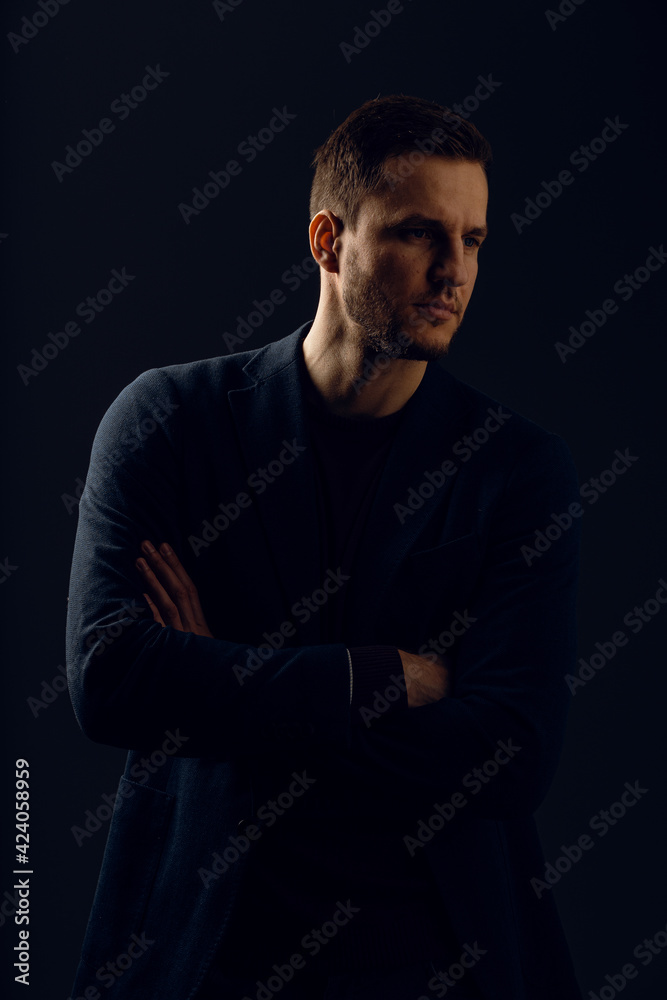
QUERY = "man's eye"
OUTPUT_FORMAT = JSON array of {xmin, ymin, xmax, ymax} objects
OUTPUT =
[
  {"xmin": 405, "ymin": 228, "xmax": 431, "ymax": 239},
  {"xmin": 463, "ymin": 236, "xmax": 481, "ymax": 248}
]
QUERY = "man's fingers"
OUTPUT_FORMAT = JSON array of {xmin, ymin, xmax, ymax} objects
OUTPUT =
[
  {"xmin": 139, "ymin": 541, "xmax": 198, "ymax": 630},
  {"xmin": 155, "ymin": 542, "xmax": 211, "ymax": 633},
  {"xmin": 136, "ymin": 556, "xmax": 184, "ymax": 630},
  {"xmin": 143, "ymin": 591, "xmax": 165, "ymax": 628},
  {"xmin": 398, "ymin": 648, "xmax": 450, "ymax": 707},
  {"xmin": 137, "ymin": 540, "xmax": 214, "ymax": 637}
]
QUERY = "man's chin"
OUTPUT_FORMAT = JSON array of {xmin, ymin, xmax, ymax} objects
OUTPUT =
[
  {"xmin": 399, "ymin": 321, "xmax": 459, "ymax": 361},
  {"xmin": 401, "ymin": 342, "xmax": 453, "ymax": 362}
]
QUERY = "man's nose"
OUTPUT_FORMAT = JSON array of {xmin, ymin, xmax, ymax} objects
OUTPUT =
[{"xmin": 428, "ymin": 245, "xmax": 469, "ymax": 287}]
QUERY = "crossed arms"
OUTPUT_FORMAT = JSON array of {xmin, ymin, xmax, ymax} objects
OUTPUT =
[
  {"xmin": 65, "ymin": 368, "xmax": 581, "ymax": 819},
  {"xmin": 135, "ymin": 538, "xmax": 451, "ymax": 708}
]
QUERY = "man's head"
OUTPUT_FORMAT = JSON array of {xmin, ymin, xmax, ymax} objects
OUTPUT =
[
  {"xmin": 308, "ymin": 95, "xmax": 491, "ymax": 362},
  {"xmin": 309, "ymin": 94, "xmax": 491, "ymax": 231}
]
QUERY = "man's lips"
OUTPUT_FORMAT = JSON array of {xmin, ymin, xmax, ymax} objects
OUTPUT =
[{"xmin": 413, "ymin": 299, "xmax": 458, "ymax": 319}]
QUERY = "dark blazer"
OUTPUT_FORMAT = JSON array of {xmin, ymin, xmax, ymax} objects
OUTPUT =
[{"xmin": 66, "ymin": 320, "xmax": 583, "ymax": 999}]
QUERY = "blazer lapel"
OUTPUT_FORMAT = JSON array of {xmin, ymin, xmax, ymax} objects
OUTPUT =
[{"xmin": 227, "ymin": 323, "xmax": 324, "ymax": 645}]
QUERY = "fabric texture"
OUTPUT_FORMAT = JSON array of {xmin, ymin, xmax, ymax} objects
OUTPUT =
[{"xmin": 66, "ymin": 319, "xmax": 583, "ymax": 1000}]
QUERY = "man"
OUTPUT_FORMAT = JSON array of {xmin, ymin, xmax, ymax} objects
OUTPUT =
[{"xmin": 66, "ymin": 95, "xmax": 582, "ymax": 999}]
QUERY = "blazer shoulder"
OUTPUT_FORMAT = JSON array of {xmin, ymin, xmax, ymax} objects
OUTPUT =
[
  {"xmin": 109, "ymin": 322, "xmax": 309, "ymax": 414},
  {"xmin": 129, "ymin": 351, "xmax": 255, "ymax": 398},
  {"xmin": 436, "ymin": 364, "xmax": 574, "ymax": 460}
]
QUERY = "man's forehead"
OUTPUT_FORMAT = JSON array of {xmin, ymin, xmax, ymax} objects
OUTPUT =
[
  {"xmin": 361, "ymin": 156, "xmax": 488, "ymax": 230},
  {"xmin": 381, "ymin": 151, "xmax": 487, "ymax": 181}
]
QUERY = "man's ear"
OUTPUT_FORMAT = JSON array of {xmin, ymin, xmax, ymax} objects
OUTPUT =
[{"xmin": 309, "ymin": 210, "xmax": 344, "ymax": 274}]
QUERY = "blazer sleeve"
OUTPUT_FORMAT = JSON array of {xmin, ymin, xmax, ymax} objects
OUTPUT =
[
  {"xmin": 346, "ymin": 431, "xmax": 582, "ymax": 820},
  {"xmin": 65, "ymin": 369, "xmax": 353, "ymax": 758}
]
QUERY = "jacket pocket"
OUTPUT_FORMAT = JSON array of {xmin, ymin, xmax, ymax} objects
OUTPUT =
[
  {"xmin": 80, "ymin": 777, "xmax": 174, "ymax": 962},
  {"xmin": 408, "ymin": 530, "xmax": 480, "ymax": 565},
  {"xmin": 381, "ymin": 532, "xmax": 482, "ymax": 646}
]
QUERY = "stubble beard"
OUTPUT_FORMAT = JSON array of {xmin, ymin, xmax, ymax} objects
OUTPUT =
[{"xmin": 341, "ymin": 248, "xmax": 461, "ymax": 363}]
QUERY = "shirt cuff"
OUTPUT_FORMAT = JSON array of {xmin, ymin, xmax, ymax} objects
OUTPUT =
[{"xmin": 347, "ymin": 646, "xmax": 407, "ymax": 724}]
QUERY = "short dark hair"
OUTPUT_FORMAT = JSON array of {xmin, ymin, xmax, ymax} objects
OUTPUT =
[{"xmin": 309, "ymin": 94, "xmax": 492, "ymax": 229}]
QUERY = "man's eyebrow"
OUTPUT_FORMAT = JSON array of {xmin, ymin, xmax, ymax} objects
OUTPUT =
[{"xmin": 389, "ymin": 214, "xmax": 489, "ymax": 238}]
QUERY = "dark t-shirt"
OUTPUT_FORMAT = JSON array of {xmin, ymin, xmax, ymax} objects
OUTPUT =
[{"xmin": 205, "ymin": 383, "xmax": 461, "ymax": 982}]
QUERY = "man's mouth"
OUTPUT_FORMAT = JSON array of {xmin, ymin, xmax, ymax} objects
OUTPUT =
[{"xmin": 413, "ymin": 299, "xmax": 458, "ymax": 320}]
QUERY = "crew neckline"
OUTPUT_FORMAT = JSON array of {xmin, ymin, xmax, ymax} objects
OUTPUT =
[{"xmin": 304, "ymin": 391, "xmax": 405, "ymax": 430}]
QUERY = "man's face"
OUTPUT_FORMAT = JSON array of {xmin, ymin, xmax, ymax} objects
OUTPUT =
[{"xmin": 338, "ymin": 155, "xmax": 489, "ymax": 361}]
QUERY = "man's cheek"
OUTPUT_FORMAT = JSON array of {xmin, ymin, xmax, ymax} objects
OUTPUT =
[{"xmin": 407, "ymin": 309, "xmax": 429, "ymax": 331}]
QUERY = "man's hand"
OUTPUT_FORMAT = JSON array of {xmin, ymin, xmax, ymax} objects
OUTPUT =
[
  {"xmin": 136, "ymin": 540, "xmax": 214, "ymax": 637},
  {"xmin": 398, "ymin": 648, "xmax": 451, "ymax": 707}
]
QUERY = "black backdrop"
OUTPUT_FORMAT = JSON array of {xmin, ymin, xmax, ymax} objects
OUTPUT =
[{"xmin": 1, "ymin": 0, "xmax": 666, "ymax": 997}]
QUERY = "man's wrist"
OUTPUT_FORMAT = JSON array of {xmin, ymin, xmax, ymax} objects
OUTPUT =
[{"xmin": 346, "ymin": 646, "xmax": 407, "ymax": 723}]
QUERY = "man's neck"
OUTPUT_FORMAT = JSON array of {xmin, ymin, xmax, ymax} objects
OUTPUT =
[{"xmin": 301, "ymin": 314, "xmax": 427, "ymax": 420}]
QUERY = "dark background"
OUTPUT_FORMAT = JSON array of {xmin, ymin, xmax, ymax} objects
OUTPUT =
[{"xmin": 1, "ymin": 0, "xmax": 666, "ymax": 996}]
